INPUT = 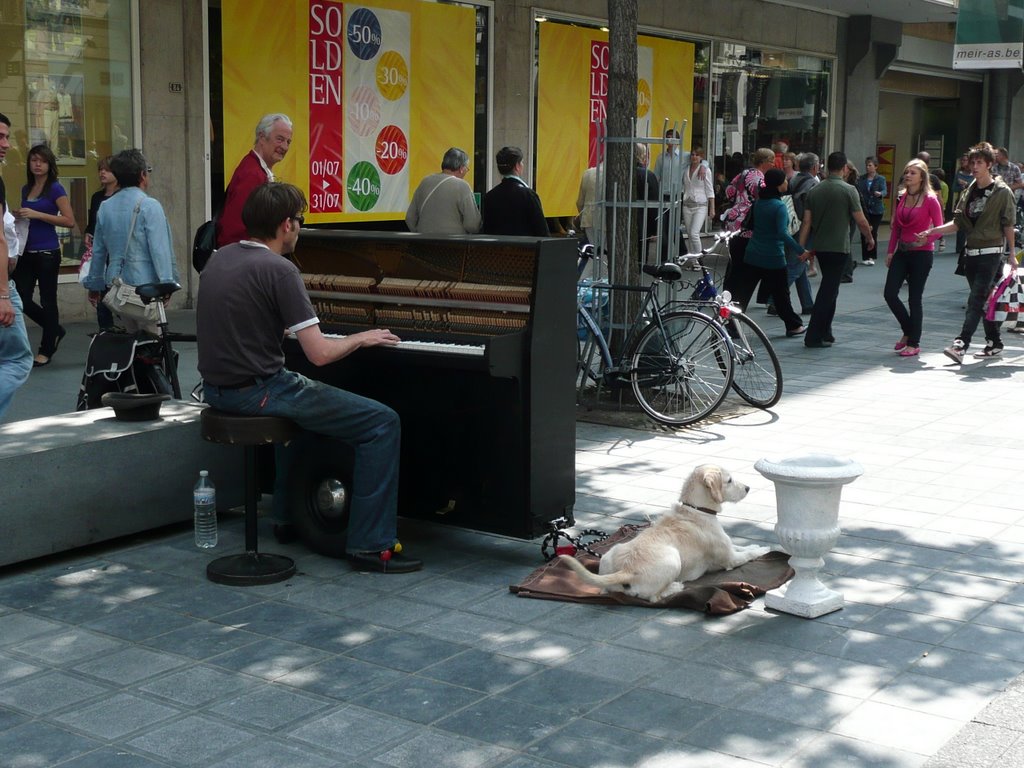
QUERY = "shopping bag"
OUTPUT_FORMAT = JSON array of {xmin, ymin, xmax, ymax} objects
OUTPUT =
[{"xmin": 985, "ymin": 265, "xmax": 1024, "ymax": 326}]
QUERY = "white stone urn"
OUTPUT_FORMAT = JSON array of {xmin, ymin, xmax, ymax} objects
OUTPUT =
[{"xmin": 755, "ymin": 453, "xmax": 863, "ymax": 618}]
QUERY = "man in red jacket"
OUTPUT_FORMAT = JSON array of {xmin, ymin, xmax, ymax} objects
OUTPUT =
[{"xmin": 216, "ymin": 113, "xmax": 293, "ymax": 247}]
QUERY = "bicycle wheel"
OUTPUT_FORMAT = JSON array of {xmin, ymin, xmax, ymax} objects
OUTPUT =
[
  {"xmin": 630, "ymin": 310, "xmax": 734, "ymax": 426},
  {"xmin": 728, "ymin": 313, "xmax": 783, "ymax": 408}
]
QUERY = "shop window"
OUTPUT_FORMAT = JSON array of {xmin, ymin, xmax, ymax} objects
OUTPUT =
[
  {"xmin": 712, "ymin": 42, "xmax": 831, "ymax": 184},
  {"xmin": 1, "ymin": 0, "xmax": 135, "ymax": 275}
]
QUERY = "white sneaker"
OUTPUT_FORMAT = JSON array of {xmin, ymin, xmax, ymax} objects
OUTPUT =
[
  {"xmin": 943, "ymin": 339, "xmax": 965, "ymax": 364},
  {"xmin": 863, "ymin": 259, "xmax": 876, "ymax": 266},
  {"xmin": 974, "ymin": 344, "xmax": 1003, "ymax": 358}
]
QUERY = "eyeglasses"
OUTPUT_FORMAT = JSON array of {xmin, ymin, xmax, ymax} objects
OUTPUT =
[
  {"xmin": 145, "ymin": 166, "xmax": 153, "ymax": 174},
  {"xmin": 290, "ymin": 215, "xmax": 305, "ymax": 226}
]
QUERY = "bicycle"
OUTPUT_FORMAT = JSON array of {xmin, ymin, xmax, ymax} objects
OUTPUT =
[
  {"xmin": 665, "ymin": 233, "xmax": 783, "ymax": 410},
  {"xmin": 576, "ymin": 249, "xmax": 735, "ymax": 426}
]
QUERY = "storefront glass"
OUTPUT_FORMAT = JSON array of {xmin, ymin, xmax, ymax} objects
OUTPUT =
[
  {"xmin": 0, "ymin": 0, "xmax": 135, "ymax": 274},
  {"xmin": 711, "ymin": 42, "xmax": 831, "ymax": 183}
]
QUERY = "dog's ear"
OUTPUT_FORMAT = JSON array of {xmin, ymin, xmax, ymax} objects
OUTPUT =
[{"xmin": 704, "ymin": 467, "xmax": 725, "ymax": 503}]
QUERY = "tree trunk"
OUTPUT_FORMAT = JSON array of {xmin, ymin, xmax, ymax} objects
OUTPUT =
[{"xmin": 606, "ymin": 0, "xmax": 638, "ymax": 354}]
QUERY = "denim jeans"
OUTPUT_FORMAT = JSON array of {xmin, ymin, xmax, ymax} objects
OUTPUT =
[
  {"xmin": 13, "ymin": 249, "xmax": 62, "ymax": 356},
  {"xmin": 0, "ymin": 289, "xmax": 34, "ymax": 421},
  {"xmin": 959, "ymin": 253, "xmax": 1004, "ymax": 348},
  {"xmin": 203, "ymin": 369, "xmax": 401, "ymax": 554},
  {"xmin": 805, "ymin": 251, "xmax": 847, "ymax": 344},
  {"xmin": 883, "ymin": 250, "xmax": 933, "ymax": 347}
]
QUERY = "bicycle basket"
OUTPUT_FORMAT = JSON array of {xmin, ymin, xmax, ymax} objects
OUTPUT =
[{"xmin": 692, "ymin": 275, "xmax": 718, "ymax": 301}]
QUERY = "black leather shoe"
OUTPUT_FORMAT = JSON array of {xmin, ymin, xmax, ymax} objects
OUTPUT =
[
  {"xmin": 824, "ymin": 335, "xmax": 835, "ymax": 343},
  {"xmin": 348, "ymin": 549, "xmax": 423, "ymax": 573},
  {"xmin": 273, "ymin": 524, "xmax": 298, "ymax": 545},
  {"xmin": 805, "ymin": 339, "xmax": 833, "ymax": 348}
]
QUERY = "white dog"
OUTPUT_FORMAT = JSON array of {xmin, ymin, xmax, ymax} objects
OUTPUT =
[{"xmin": 559, "ymin": 464, "xmax": 770, "ymax": 602}]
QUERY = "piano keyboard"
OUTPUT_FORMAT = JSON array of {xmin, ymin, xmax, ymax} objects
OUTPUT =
[{"xmin": 324, "ymin": 333, "xmax": 485, "ymax": 357}]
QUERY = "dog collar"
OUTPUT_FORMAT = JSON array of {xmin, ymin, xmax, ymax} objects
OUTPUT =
[{"xmin": 685, "ymin": 503, "xmax": 719, "ymax": 516}]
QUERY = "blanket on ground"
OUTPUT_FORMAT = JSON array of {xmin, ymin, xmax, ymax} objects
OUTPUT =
[{"xmin": 510, "ymin": 524, "xmax": 794, "ymax": 615}]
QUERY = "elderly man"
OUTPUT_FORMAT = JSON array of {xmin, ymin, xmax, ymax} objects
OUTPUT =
[
  {"xmin": 216, "ymin": 113, "xmax": 293, "ymax": 247},
  {"xmin": 0, "ymin": 112, "xmax": 33, "ymax": 421},
  {"xmin": 83, "ymin": 149, "xmax": 179, "ymax": 335},
  {"xmin": 198, "ymin": 182, "xmax": 422, "ymax": 573},
  {"xmin": 481, "ymin": 146, "xmax": 548, "ymax": 237},
  {"xmin": 405, "ymin": 147, "xmax": 480, "ymax": 235}
]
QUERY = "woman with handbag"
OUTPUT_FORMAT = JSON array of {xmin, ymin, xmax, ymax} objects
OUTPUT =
[
  {"xmin": 82, "ymin": 149, "xmax": 178, "ymax": 335},
  {"xmin": 12, "ymin": 144, "xmax": 75, "ymax": 367},
  {"xmin": 884, "ymin": 159, "xmax": 944, "ymax": 358},
  {"xmin": 83, "ymin": 155, "xmax": 119, "ymax": 331}
]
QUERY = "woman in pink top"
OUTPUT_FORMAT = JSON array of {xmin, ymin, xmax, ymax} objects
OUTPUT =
[{"xmin": 884, "ymin": 159, "xmax": 944, "ymax": 357}]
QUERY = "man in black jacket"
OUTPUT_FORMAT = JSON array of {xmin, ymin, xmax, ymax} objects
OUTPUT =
[{"xmin": 481, "ymin": 146, "xmax": 549, "ymax": 237}]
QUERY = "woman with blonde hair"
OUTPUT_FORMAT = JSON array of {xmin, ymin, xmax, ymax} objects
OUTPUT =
[{"xmin": 884, "ymin": 158, "xmax": 944, "ymax": 357}]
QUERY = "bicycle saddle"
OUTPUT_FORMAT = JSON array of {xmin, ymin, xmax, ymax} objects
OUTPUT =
[
  {"xmin": 135, "ymin": 281, "xmax": 182, "ymax": 301},
  {"xmin": 641, "ymin": 263, "xmax": 684, "ymax": 283}
]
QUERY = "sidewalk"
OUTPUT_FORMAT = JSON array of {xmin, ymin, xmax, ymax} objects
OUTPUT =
[{"xmin": 2, "ymin": 243, "xmax": 1024, "ymax": 767}]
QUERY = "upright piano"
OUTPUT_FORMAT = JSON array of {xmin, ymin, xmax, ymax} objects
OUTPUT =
[{"xmin": 283, "ymin": 229, "xmax": 578, "ymax": 541}]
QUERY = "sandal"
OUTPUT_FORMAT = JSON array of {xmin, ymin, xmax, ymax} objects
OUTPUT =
[
  {"xmin": 786, "ymin": 326, "xmax": 806, "ymax": 337},
  {"xmin": 894, "ymin": 337, "xmax": 908, "ymax": 351},
  {"xmin": 898, "ymin": 346, "xmax": 920, "ymax": 357}
]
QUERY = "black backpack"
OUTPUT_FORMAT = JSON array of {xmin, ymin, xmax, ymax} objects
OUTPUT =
[{"xmin": 192, "ymin": 219, "xmax": 217, "ymax": 273}]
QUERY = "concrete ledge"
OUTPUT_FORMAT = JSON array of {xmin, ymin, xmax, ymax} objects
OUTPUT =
[{"xmin": 0, "ymin": 401, "xmax": 245, "ymax": 568}]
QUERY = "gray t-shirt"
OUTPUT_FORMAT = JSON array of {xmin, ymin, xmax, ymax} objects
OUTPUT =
[{"xmin": 197, "ymin": 240, "xmax": 318, "ymax": 386}]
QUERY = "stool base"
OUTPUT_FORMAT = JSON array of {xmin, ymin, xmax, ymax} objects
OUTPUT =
[{"xmin": 206, "ymin": 552, "xmax": 296, "ymax": 586}]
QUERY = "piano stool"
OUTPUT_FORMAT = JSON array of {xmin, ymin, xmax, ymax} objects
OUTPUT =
[{"xmin": 200, "ymin": 408, "xmax": 301, "ymax": 586}]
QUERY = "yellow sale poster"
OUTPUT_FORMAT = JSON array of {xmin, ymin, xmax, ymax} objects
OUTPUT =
[
  {"xmin": 536, "ymin": 23, "xmax": 695, "ymax": 217},
  {"xmin": 222, "ymin": 0, "xmax": 475, "ymax": 223}
]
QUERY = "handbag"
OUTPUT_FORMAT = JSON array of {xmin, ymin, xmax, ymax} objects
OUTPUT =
[
  {"xmin": 101, "ymin": 201, "xmax": 161, "ymax": 325},
  {"xmin": 77, "ymin": 244, "xmax": 93, "ymax": 285},
  {"xmin": 984, "ymin": 265, "xmax": 1024, "ymax": 326},
  {"xmin": 782, "ymin": 195, "xmax": 800, "ymax": 235}
]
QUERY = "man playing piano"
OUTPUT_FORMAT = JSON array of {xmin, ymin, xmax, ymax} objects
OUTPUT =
[{"xmin": 197, "ymin": 182, "xmax": 423, "ymax": 573}]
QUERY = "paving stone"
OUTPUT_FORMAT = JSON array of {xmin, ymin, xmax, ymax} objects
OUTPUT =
[
  {"xmin": 72, "ymin": 646, "xmax": 188, "ymax": 686},
  {"xmin": 349, "ymin": 676, "xmax": 483, "ymax": 724},
  {"xmin": 206, "ymin": 636, "xmax": 333, "ymax": 681},
  {"xmin": 52, "ymin": 692, "xmax": 181, "ymax": 740},
  {"xmin": 373, "ymin": 728, "xmax": 513, "ymax": 768},
  {"xmin": 208, "ymin": 683, "xmax": 332, "ymax": 730},
  {"xmin": 419, "ymin": 649, "xmax": 545, "ymax": 694},
  {"xmin": 7, "ymin": 627, "xmax": 125, "ymax": 666},
  {"xmin": 287, "ymin": 704, "xmax": 418, "ymax": 758},
  {"xmin": 0, "ymin": 720, "xmax": 103, "ymax": 767},
  {"xmin": 125, "ymin": 714, "xmax": 256, "ymax": 766},
  {"xmin": 207, "ymin": 739, "xmax": 345, "ymax": 768},
  {"xmin": 0, "ymin": 670, "xmax": 110, "ymax": 715},
  {"xmin": 436, "ymin": 695, "xmax": 574, "ymax": 749},
  {"xmin": 136, "ymin": 664, "xmax": 257, "ymax": 707}
]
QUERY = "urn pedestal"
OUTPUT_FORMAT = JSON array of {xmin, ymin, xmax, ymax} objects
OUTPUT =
[{"xmin": 755, "ymin": 454, "xmax": 863, "ymax": 618}]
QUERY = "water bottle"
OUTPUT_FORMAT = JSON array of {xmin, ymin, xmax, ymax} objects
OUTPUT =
[{"xmin": 193, "ymin": 470, "xmax": 218, "ymax": 549}]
